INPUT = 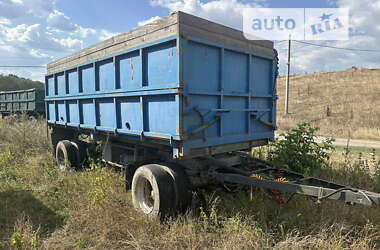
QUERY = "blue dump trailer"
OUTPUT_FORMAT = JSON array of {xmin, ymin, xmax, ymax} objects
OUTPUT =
[
  {"xmin": 46, "ymin": 12, "xmax": 379, "ymax": 217},
  {"xmin": 0, "ymin": 88, "xmax": 45, "ymax": 116}
]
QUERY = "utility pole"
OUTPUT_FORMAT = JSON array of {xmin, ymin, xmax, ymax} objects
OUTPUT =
[{"xmin": 284, "ymin": 34, "xmax": 291, "ymax": 115}]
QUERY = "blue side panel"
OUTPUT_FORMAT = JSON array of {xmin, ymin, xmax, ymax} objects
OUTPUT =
[
  {"xmin": 251, "ymin": 97, "xmax": 272, "ymax": 133},
  {"xmin": 252, "ymin": 57, "xmax": 272, "ymax": 95},
  {"xmin": 57, "ymin": 101, "xmax": 67, "ymax": 122},
  {"xmin": 47, "ymin": 102, "xmax": 55, "ymax": 122},
  {"xmin": 97, "ymin": 59, "xmax": 115, "ymax": 91},
  {"xmin": 182, "ymin": 38, "xmax": 276, "ymax": 155},
  {"xmin": 81, "ymin": 99, "xmax": 96, "ymax": 126},
  {"xmin": 81, "ymin": 65, "xmax": 95, "ymax": 94},
  {"xmin": 250, "ymin": 56, "xmax": 274, "ymax": 135},
  {"xmin": 117, "ymin": 97, "xmax": 143, "ymax": 131},
  {"xmin": 68, "ymin": 100, "xmax": 79, "ymax": 124},
  {"xmin": 222, "ymin": 97, "xmax": 247, "ymax": 135},
  {"xmin": 145, "ymin": 95, "xmax": 178, "ymax": 134},
  {"xmin": 20, "ymin": 92, "xmax": 27, "ymax": 100},
  {"xmin": 119, "ymin": 51, "xmax": 141, "ymax": 89},
  {"xmin": 97, "ymin": 98, "xmax": 116, "ymax": 128},
  {"xmin": 68, "ymin": 70, "xmax": 79, "ymax": 94},
  {"xmin": 46, "ymin": 37, "xmax": 181, "ymax": 140},
  {"xmin": 184, "ymin": 41, "xmax": 220, "ymax": 92},
  {"xmin": 184, "ymin": 95, "xmax": 219, "ymax": 139},
  {"xmin": 47, "ymin": 77, "xmax": 54, "ymax": 97},
  {"xmin": 224, "ymin": 50, "xmax": 248, "ymax": 93},
  {"xmin": 143, "ymin": 40, "xmax": 178, "ymax": 87},
  {"xmin": 57, "ymin": 74, "xmax": 66, "ymax": 95}
]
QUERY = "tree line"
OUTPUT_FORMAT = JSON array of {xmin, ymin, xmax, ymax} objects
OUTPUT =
[{"xmin": 0, "ymin": 74, "xmax": 44, "ymax": 91}]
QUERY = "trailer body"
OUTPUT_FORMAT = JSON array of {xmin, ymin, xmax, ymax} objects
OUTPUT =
[
  {"xmin": 45, "ymin": 12, "xmax": 277, "ymax": 161},
  {"xmin": 0, "ymin": 88, "xmax": 45, "ymax": 115}
]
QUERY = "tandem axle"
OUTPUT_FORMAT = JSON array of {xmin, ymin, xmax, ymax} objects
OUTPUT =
[{"xmin": 49, "ymin": 127, "xmax": 380, "ymax": 218}]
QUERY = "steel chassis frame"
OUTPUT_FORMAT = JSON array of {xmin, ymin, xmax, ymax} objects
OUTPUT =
[{"xmin": 208, "ymin": 156, "xmax": 380, "ymax": 207}]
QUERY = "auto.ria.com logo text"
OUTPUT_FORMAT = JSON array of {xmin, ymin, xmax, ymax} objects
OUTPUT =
[{"xmin": 243, "ymin": 8, "xmax": 349, "ymax": 40}]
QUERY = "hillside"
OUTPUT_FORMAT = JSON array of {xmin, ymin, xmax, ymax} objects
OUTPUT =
[
  {"xmin": 276, "ymin": 67, "xmax": 380, "ymax": 140},
  {"xmin": 0, "ymin": 74, "xmax": 44, "ymax": 91}
]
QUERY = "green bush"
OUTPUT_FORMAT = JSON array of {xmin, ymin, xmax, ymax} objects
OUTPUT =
[{"xmin": 269, "ymin": 122, "xmax": 334, "ymax": 175}]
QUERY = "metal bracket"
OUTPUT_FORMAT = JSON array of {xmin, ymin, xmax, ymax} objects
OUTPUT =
[
  {"xmin": 250, "ymin": 110, "xmax": 275, "ymax": 129},
  {"xmin": 185, "ymin": 109, "xmax": 230, "ymax": 140}
]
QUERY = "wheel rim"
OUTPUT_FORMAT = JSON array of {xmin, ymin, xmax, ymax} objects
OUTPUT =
[
  {"xmin": 136, "ymin": 177, "xmax": 155, "ymax": 214},
  {"xmin": 57, "ymin": 147, "xmax": 66, "ymax": 170}
]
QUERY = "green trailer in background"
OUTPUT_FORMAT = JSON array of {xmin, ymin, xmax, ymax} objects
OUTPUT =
[{"xmin": 0, "ymin": 88, "xmax": 45, "ymax": 116}]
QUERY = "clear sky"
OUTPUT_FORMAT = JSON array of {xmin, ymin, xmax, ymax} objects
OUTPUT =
[{"xmin": 0, "ymin": 0, "xmax": 379, "ymax": 81}]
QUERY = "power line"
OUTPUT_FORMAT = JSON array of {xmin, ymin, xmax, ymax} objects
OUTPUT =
[
  {"xmin": 277, "ymin": 49, "xmax": 288, "ymax": 54},
  {"xmin": 274, "ymin": 41, "xmax": 288, "ymax": 50},
  {"xmin": 0, "ymin": 66, "xmax": 45, "ymax": 68},
  {"xmin": 293, "ymin": 44, "xmax": 311, "ymax": 50},
  {"xmin": 275, "ymin": 42, "xmax": 288, "ymax": 47},
  {"xmin": 293, "ymin": 41, "xmax": 380, "ymax": 53},
  {"xmin": 277, "ymin": 42, "xmax": 310, "ymax": 54},
  {"xmin": 275, "ymin": 40, "xmax": 287, "ymax": 44}
]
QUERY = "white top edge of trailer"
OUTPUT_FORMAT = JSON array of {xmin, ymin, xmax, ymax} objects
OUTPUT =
[
  {"xmin": 47, "ymin": 11, "xmax": 274, "ymax": 75},
  {"xmin": 0, "ymin": 88, "xmax": 38, "ymax": 94}
]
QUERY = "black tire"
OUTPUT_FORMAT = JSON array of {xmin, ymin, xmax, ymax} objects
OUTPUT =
[
  {"xmin": 125, "ymin": 164, "xmax": 137, "ymax": 191},
  {"xmin": 70, "ymin": 140, "xmax": 88, "ymax": 168},
  {"xmin": 132, "ymin": 164, "xmax": 176, "ymax": 218},
  {"xmin": 161, "ymin": 162, "xmax": 192, "ymax": 213},
  {"xmin": 55, "ymin": 140, "xmax": 78, "ymax": 170}
]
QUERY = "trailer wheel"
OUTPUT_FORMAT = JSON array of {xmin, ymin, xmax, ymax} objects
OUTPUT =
[
  {"xmin": 161, "ymin": 162, "xmax": 192, "ymax": 213},
  {"xmin": 70, "ymin": 140, "xmax": 88, "ymax": 167},
  {"xmin": 132, "ymin": 164, "xmax": 175, "ymax": 218},
  {"xmin": 56, "ymin": 140, "xmax": 78, "ymax": 170}
]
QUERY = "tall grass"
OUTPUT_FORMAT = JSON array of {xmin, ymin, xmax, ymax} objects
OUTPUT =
[
  {"xmin": 0, "ymin": 117, "xmax": 379, "ymax": 249},
  {"xmin": 0, "ymin": 114, "xmax": 50, "ymax": 156}
]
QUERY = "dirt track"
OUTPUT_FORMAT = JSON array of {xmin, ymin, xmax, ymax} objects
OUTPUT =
[
  {"xmin": 316, "ymin": 137, "xmax": 380, "ymax": 149},
  {"xmin": 276, "ymin": 135, "xmax": 380, "ymax": 149}
]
